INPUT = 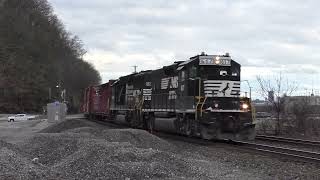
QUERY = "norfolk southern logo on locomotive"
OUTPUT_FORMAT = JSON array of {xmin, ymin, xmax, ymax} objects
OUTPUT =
[
  {"xmin": 161, "ymin": 76, "xmax": 179, "ymax": 100},
  {"xmin": 204, "ymin": 80, "xmax": 240, "ymax": 97},
  {"xmin": 161, "ymin": 76, "xmax": 179, "ymax": 90}
]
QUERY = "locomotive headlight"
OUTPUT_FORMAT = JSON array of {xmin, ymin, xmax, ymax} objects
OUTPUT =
[
  {"xmin": 242, "ymin": 103, "xmax": 249, "ymax": 109},
  {"xmin": 215, "ymin": 56, "xmax": 220, "ymax": 64},
  {"xmin": 214, "ymin": 103, "xmax": 219, "ymax": 108}
]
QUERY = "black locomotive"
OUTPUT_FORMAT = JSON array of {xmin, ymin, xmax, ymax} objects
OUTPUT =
[{"xmin": 84, "ymin": 53, "xmax": 256, "ymax": 140}]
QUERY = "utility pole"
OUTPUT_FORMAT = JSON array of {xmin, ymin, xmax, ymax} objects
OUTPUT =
[
  {"xmin": 56, "ymin": 82, "xmax": 61, "ymax": 102},
  {"xmin": 242, "ymin": 80, "xmax": 252, "ymax": 100},
  {"xmin": 48, "ymin": 87, "xmax": 52, "ymax": 100},
  {"xmin": 311, "ymin": 72, "xmax": 314, "ymax": 96},
  {"xmin": 133, "ymin": 65, "xmax": 137, "ymax": 73}
]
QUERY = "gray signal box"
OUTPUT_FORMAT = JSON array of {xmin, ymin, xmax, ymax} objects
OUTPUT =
[{"xmin": 47, "ymin": 102, "xmax": 67, "ymax": 123}]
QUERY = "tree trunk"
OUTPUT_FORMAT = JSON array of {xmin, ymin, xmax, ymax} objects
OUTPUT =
[{"xmin": 276, "ymin": 112, "xmax": 281, "ymax": 135}]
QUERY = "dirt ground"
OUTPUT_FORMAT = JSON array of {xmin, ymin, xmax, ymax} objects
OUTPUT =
[{"xmin": 0, "ymin": 117, "xmax": 319, "ymax": 179}]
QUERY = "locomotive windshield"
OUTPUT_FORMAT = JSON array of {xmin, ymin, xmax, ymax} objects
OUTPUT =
[
  {"xmin": 198, "ymin": 64, "xmax": 240, "ymax": 81},
  {"xmin": 198, "ymin": 55, "xmax": 240, "ymax": 81},
  {"xmin": 199, "ymin": 55, "xmax": 231, "ymax": 66}
]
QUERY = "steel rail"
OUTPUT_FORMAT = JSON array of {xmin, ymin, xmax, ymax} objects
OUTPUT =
[
  {"xmin": 256, "ymin": 135, "xmax": 320, "ymax": 147},
  {"xmin": 152, "ymin": 131, "xmax": 320, "ymax": 164},
  {"xmin": 231, "ymin": 140, "xmax": 320, "ymax": 163}
]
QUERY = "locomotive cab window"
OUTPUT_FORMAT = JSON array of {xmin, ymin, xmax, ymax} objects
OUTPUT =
[
  {"xmin": 189, "ymin": 66, "xmax": 197, "ymax": 78},
  {"xmin": 180, "ymin": 71, "xmax": 185, "ymax": 82}
]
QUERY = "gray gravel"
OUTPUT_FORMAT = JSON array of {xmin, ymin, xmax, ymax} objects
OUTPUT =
[
  {"xmin": 39, "ymin": 119, "xmax": 104, "ymax": 133},
  {"xmin": 49, "ymin": 138, "xmax": 207, "ymax": 179},
  {"xmin": 168, "ymin": 138, "xmax": 320, "ymax": 179},
  {"xmin": 0, "ymin": 119, "xmax": 213, "ymax": 179},
  {"xmin": 0, "ymin": 141, "xmax": 49, "ymax": 180},
  {"xmin": 1, "ymin": 118, "xmax": 320, "ymax": 179}
]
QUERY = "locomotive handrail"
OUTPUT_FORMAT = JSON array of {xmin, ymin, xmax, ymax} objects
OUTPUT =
[
  {"xmin": 200, "ymin": 96, "xmax": 208, "ymax": 117},
  {"xmin": 251, "ymin": 104, "xmax": 256, "ymax": 123},
  {"xmin": 195, "ymin": 77, "xmax": 202, "ymax": 121}
]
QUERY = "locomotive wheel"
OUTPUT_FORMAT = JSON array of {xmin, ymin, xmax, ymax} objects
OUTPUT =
[
  {"xmin": 131, "ymin": 111, "xmax": 136, "ymax": 127},
  {"xmin": 184, "ymin": 115, "xmax": 192, "ymax": 136},
  {"xmin": 109, "ymin": 111, "xmax": 116, "ymax": 121},
  {"xmin": 175, "ymin": 114, "xmax": 184, "ymax": 134},
  {"xmin": 131, "ymin": 110, "xmax": 142, "ymax": 128},
  {"xmin": 125, "ymin": 112, "xmax": 132, "ymax": 123},
  {"xmin": 147, "ymin": 115, "xmax": 155, "ymax": 133},
  {"xmin": 142, "ymin": 114, "xmax": 148, "ymax": 130},
  {"xmin": 200, "ymin": 125, "xmax": 214, "ymax": 140}
]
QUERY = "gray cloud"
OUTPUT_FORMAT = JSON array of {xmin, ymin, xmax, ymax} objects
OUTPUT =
[{"xmin": 49, "ymin": 0, "xmax": 320, "ymax": 96}]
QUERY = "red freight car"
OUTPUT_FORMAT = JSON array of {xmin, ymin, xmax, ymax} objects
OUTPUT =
[
  {"xmin": 82, "ymin": 86, "xmax": 91, "ymax": 115},
  {"xmin": 97, "ymin": 82, "xmax": 113, "ymax": 116},
  {"xmin": 82, "ymin": 81, "xmax": 113, "ymax": 118}
]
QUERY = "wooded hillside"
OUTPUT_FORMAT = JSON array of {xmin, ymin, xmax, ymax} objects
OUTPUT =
[{"xmin": 0, "ymin": 0, "xmax": 101, "ymax": 113}]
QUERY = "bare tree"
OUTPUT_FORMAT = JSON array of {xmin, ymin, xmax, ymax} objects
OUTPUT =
[
  {"xmin": 291, "ymin": 96, "xmax": 314, "ymax": 135},
  {"xmin": 256, "ymin": 72, "xmax": 298, "ymax": 135}
]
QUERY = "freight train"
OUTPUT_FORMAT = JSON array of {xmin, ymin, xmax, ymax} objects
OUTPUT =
[{"xmin": 82, "ymin": 53, "xmax": 256, "ymax": 140}]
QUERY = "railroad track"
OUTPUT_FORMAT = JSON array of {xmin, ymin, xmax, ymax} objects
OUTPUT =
[
  {"xmin": 256, "ymin": 135, "xmax": 320, "ymax": 147},
  {"xmin": 154, "ymin": 133, "xmax": 320, "ymax": 163},
  {"xmin": 152, "ymin": 132, "xmax": 320, "ymax": 163},
  {"xmin": 231, "ymin": 140, "xmax": 320, "ymax": 163}
]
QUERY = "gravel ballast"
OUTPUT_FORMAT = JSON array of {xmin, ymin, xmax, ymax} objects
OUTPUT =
[
  {"xmin": 0, "ymin": 142, "xmax": 49, "ymax": 180},
  {"xmin": 1, "ymin": 119, "xmax": 214, "ymax": 179},
  {"xmin": 1, "ymin": 118, "xmax": 320, "ymax": 179}
]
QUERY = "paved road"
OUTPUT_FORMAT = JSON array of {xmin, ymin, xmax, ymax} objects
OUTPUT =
[
  {"xmin": 0, "ymin": 113, "xmax": 83, "ymax": 122},
  {"xmin": 0, "ymin": 114, "xmax": 85, "ymax": 143},
  {"xmin": 0, "ymin": 119, "xmax": 51, "ymax": 144},
  {"xmin": 66, "ymin": 114, "xmax": 85, "ymax": 119},
  {"xmin": 0, "ymin": 114, "xmax": 12, "ymax": 121}
]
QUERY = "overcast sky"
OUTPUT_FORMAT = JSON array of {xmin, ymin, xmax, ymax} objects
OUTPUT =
[{"xmin": 49, "ymin": 0, "xmax": 320, "ymax": 99}]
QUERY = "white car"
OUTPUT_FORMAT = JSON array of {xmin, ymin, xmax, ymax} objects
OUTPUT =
[{"xmin": 7, "ymin": 114, "xmax": 36, "ymax": 122}]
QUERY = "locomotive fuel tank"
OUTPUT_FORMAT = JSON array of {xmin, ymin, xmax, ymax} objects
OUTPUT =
[{"xmin": 154, "ymin": 117, "xmax": 177, "ymax": 133}]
